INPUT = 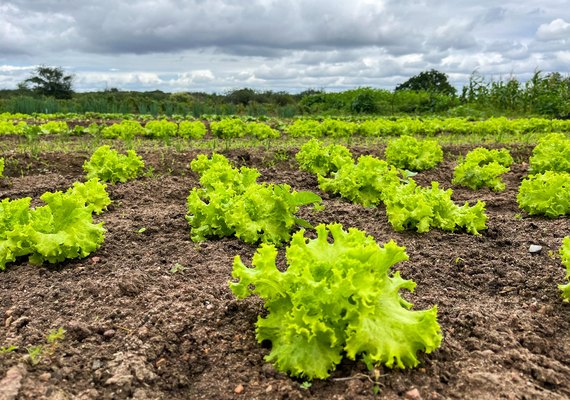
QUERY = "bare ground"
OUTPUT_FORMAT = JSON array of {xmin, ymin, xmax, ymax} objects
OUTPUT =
[{"xmin": 1, "ymin": 139, "xmax": 569, "ymax": 400}]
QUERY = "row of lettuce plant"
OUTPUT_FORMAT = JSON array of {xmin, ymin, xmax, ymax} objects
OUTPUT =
[
  {"xmin": 0, "ymin": 145, "xmax": 147, "ymax": 271},
  {"xmin": 515, "ymin": 133, "xmax": 570, "ymax": 300},
  {"xmin": 183, "ymin": 153, "xmax": 442, "ymax": 380},
  {"xmin": 2, "ymin": 116, "xmax": 570, "ymax": 140},
  {"xmin": 297, "ymin": 138, "xmax": 487, "ymax": 235}
]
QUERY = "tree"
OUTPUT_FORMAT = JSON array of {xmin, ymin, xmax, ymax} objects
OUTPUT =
[
  {"xmin": 395, "ymin": 69, "xmax": 456, "ymax": 96},
  {"xmin": 20, "ymin": 66, "xmax": 74, "ymax": 99}
]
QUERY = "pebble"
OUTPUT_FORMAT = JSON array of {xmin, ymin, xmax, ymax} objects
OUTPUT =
[
  {"xmin": 38, "ymin": 372, "xmax": 51, "ymax": 382},
  {"xmin": 528, "ymin": 245, "xmax": 542, "ymax": 254},
  {"xmin": 234, "ymin": 384, "xmax": 244, "ymax": 394},
  {"xmin": 405, "ymin": 388, "xmax": 422, "ymax": 400},
  {"xmin": 0, "ymin": 364, "xmax": 26, "ymax": 400},
  {"xmin": 103, "ymin": 329, "xmax": 116, "ymax": 338}
]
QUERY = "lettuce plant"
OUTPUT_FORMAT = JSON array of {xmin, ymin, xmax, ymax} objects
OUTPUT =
[
  {"xmin": 318, "ymin": 155, "xmax": 401, "ymax": 207},
  {"xmin": 230, "ymin": 224, "xmax": 442, "ymax": 379},
  {"xmin": 385, "ymin": 135, "xmax": 443, "ymax": 171},
  {"xmin": 517, "ymin": 171, "xmax": 570, "ymax": 217},
  {"xmin": 39, "ymin": 121, "xmax": 68, "ymax": 135},
  {"xmin": 178, "ymin": 121, "xmax": 206, "ymax": 139},
  {"xmin": 246, "ymin": 122, "xmax": 280, "ymax": 140},
  {"xmin": 0, "ymin": 121, "xmax": 27, "ymax": 135},
  {"xmin": 0, "ymin": 179, "xmax": 110, "ymax": 270},
  {"xmin": 529, "ymin": 133, "xmax": 570, "ymax": 174},
  {"xmin": 285, "ymin": 119, "xmax": 321, "ymax": 137},
  {"xmin": 144, "ymin": 120, "xmax": 178, "ymax": 139},
  {"xmin": 317, "ymin": 119, "xmax": 358, "ymax": 137},
  {"xmin": 452, "ymin": 147, "xmax": 513, "ymax": 191},
  {"xmin": 0, "ymin": 157, "xmax": 4, "ymax": 178},
  {"xmin": 101, "ymin": 120, "xmax": 145, "ymax": 140},
  {"xmin": 187, "ymin": 154, "xmax": 321, "ymax": 244},
  {"xmin": 296, "ymin": 138, "xmax": 353, "ymax": 177},
  {"xmin": 383, "ymin": 180, "xmax": 487, "ymax": 234},
  {"xmin": 83, "ymin": 145, "xmax": 145, "ymax": 184},
  {"xmin": 210, "ymin": 118, "xmax": 247, "ymax": 139}
]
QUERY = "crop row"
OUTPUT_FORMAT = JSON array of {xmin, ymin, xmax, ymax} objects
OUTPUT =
[{"xmin": 1, "ymin": 116, "xmax": 570, "ymax": 140}]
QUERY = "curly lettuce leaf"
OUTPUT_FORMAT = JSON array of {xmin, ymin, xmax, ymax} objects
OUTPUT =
[
  {"xmin": 529, "ymin": 133, "xmax": 570, "ymax": 174},
  {"xmin": 83, "ymin": 145, "xmax": 145, "ymax": 184},
  {"xmin": 0, "ymin": 198, "xmax": 34, "ymax": 270},
  {"xmin": 187, "ymin": 154, "xmax": 321, "ymax": 245},
  {"xmin": 296, "ymin": 138, "xmax": 353, "ymax": 177},
  {"xmin": 383, "ymin": 180, "xmax": 487, "ymax": 234},
  {"xmin": 318, "ymin": 155, "xmax": 401, "ymax": 207},
  {"xmin": 452, "ymin": 148, "xmax": 513, "ymax": 191},
  {"xmin": 230, "ymin": 224, "xmax": 442, "ymax": 379},
  {"xmin": 517, "ymin": 171, "xmax": 570, "ymax": 218},
  {"xmin": 385, "ymin": 135, "xmax": 443, "ymax": 171},
  {"xmin": 27, "ymin": 191, "xmax": 106, "ymax": 264},
  {"xmin": 0, "ymin": 180, "xmax": 109, "ymax": 269},
  {"xmin": 67, "ymin": 178, "xmax": 111, "ymax": 214}
]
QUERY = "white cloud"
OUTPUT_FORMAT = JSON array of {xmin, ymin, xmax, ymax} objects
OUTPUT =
[
  {"xmin": 536, "ymin": 18, "xmax": 570, "ymax": 41},
  {"xmin": 0, "ymin": 1, "xmax": 569, "ymax": 92}
]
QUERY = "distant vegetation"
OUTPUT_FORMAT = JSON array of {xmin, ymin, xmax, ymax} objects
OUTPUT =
[{"xmin": 0, "ymin": 68, "xmax": 569, "ymax": 118}]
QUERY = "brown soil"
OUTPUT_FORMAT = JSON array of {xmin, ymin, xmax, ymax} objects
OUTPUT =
[{"xmin": 1, "ymin": 140, "xmax": 569, "ymax": 400}]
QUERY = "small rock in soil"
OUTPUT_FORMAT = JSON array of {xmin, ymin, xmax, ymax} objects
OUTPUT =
[
  {"xmin": 405, "ymin": 388, "xmax": 422, "ymax": 400},
  {"xmin": 234, "ymin": 384, "xmax": 244, "ymax": 394},
  {"xmin": 0, "ymin": 364, "xmax": 27, "ymax": 400},
  {"xmin": 528, "ymin": 245, "xmax": 542, "ymax": 254},
  {"xmin": 38, "ymin": 372, "xmax": 51, "ymax": 382},
  {"xmin": 103, "ymin": 329, "xmax": 115, "ymax": 338}
]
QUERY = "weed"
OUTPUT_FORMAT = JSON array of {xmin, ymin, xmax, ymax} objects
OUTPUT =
[
  {"xmin": 299, "ymin": 381, "xmax": 312, "ymax": 390},
  {"xmin": 27, "ymin": 345, "xmax": 43, "ymax": 365},
  {"xmin": 0, "ymin": 345, "xmax": 18, "ymax": 354},
  {"xmin": 170, "ymin": 263, "xmax": 187, "ymax": 274}
]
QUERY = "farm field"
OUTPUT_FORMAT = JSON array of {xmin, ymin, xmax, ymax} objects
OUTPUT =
[{"xmin": 1, "ymin": 131, "xmax": 570, "ymax": 399}]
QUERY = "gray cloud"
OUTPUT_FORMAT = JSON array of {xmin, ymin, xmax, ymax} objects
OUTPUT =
[{"xmin": 0, "ymin": 0, "xmax": 569, "ymax": 92}]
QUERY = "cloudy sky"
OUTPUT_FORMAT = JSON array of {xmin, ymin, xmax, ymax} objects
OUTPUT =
[{"xmin": 1, "ymin": 0, "xmax": 569, "ymax": 93}]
